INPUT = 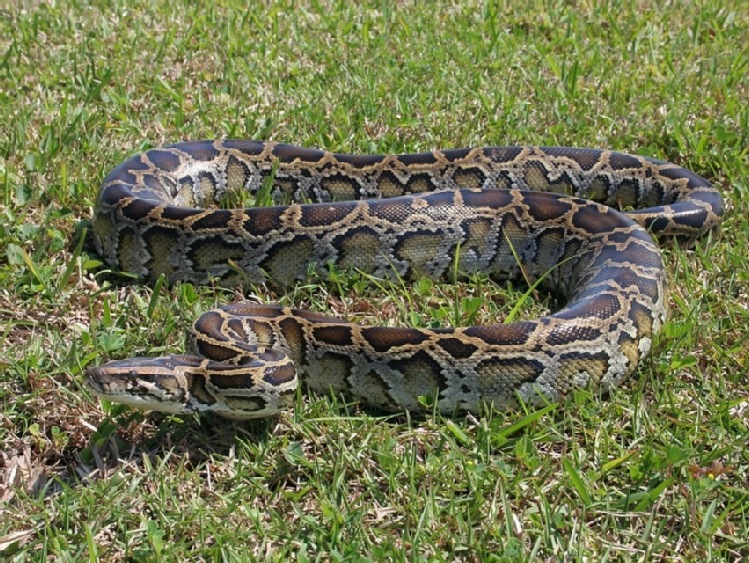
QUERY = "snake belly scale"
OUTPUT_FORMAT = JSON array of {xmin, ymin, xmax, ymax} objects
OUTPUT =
[{"xmin": 85, "ymin": 140, "xmax": 724, "ymax": 419}]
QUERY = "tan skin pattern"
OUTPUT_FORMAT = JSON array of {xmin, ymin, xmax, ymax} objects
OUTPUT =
[{"xmin": 85, "ymin": 140, "xmax": 724, "ymax": 419}]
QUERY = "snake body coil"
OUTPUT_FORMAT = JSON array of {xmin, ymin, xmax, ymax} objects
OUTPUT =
[{"xmin": 86, "ymin": 140, "xmax": 723, "ymax": 418}]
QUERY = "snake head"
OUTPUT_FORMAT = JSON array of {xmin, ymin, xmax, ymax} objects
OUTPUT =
[
  {"xmin": 85, "ymin": 352, "xmax": 298, "ymax": 419},
  {"xmin": 85, "ymin": 355, "xmax": 202, "ymax": 415}
]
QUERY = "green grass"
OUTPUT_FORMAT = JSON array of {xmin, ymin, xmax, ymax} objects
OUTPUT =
[{"xmin": 1, "ymin": 0, "xmax": 748, "ymax": 560}]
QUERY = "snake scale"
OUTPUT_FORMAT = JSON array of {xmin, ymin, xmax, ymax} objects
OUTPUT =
[{"xmin": 85, "ymin": 140, "xmax": 724, "ymax": 419}]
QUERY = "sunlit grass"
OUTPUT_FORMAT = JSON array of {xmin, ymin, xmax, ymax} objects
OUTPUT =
[{"xmin": 1, "ymin": 1, "xmax": 747, "ymax": 560}]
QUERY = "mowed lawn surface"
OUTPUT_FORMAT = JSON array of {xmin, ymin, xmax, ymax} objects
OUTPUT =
[{"xmin": 1, "ymin": 1, "xmax": 748, "ymax": 560}]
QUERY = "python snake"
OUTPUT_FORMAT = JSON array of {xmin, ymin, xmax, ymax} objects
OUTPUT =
[{"xmin": 85, "ymin": 140, "xmax": 724, "ymax": 419}]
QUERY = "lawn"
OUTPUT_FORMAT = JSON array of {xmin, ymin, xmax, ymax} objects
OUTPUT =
[{"xmin": 1, "ymin": 0, "xmax": 748, "ymax": 560}]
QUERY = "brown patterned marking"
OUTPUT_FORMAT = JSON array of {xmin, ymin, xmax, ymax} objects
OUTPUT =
[
  {"xmin": 292, "ymin": 308, "xmax": 345, "ymax": 323},
  {"xmin": 182, "ymin": 140, "xmax": 223, "ymax": 161},
  {"xmin": 547, "ymin": 324, "xmax": 603, "ymax": 346},
  {"xmin": 613, "ymin": 179, "xmax": 640, "ymax": 205},
  {"xmin": 556, "ymin": 294, "xmax": 621, "ymax": 321},
  {"xmin": 193, "ymin": 339, "xmax": 238, "ymax": 364},
  {"xmin": 160, "ymin": 205, "xmax": 202, "ymax": 222},
  {"xmin": 522, "ymin": 191, "xmax": 574, "ymax": 221},
  {"xmin": 190, "ymin": 375, "xmax": 218, "ymax": 406},
  {"xmin": 203, "ymin": 365, "xmax": 265, "ymax": 390},
  {"xmin": 245, "ymin": 319, "xmax": 276, "ymax": 348},
  {"xmin": 223, "ymin": 139, "xmax": 267, "ymax": 155},
  {"xmin": 571, "ymin": 203, "xmax": 629, "ymax": 234},
  {"xmin": 147, "ymin": 148, "xmax": 183, "ymax": 171},
  {"xmin": 271, "ymin": 143, "xmax": 326, "ymax": 163},
  {"xmin": 226, "ymin": 318, "xmax": 248, "ymax": 341},
  {"xmin": 491, "ymin": 213, "xmax": 528, "ymax": 271},
  {"xmin": 99, "ymin": 182, "xmax": 135, "ymax": 206},
  {"xmin": 596, "ymin": 240, "xmax": 632, "ymax": 267},
  {"xmin": 312, "ymin": 325, "xmax": 355, "ymax": 347},
  {"xmin": 278, "ymin": 317, "xmax": 307, "ymax": 359},
  {"xmin": 112, "ymin": 160, "xmax": 148, "ymax": 182},
  {"xmin": 608, "ymin": 152, "xmax": 642, "ymax": 170},
  {"xmin": 299, "ymin": 200, "xmax": 357, "ymax": 228},
  {"xmin": 223, "ymin": 303, "xmax": 282, "ymax": 317},
  {"xmin": 366, "ymin": 193, "xmax": 414, "ymax": 223},
  {"xmin": 270, "ymin": 177, "xmax": 300, "ymax": 199},
  {"xmin": 175, "ymin": 181, "xmax": 199, "ymax": 206},
  {"xmin": 660, "ymin": 168, "xmax": 716, "ymax": 199},
  {"xmin": 361, "ymin": 327, "xmax": 429, "ymax": 353},
  {"xmin": 190, "ymin": 209, "xmax": 235, "ymax": 231},
  {"xmin": 532, "ymin": 227, "xmax": 567, "ymax": 272},
  {"xmin": 550, "ymin": 147, "xmax": 600, "ymax": 170},
  {"xmin": 193, "ymin": 309, "xmax": 250, "ymax": 341},
  {"xmin": 262, "ymin": 362, "xmax": 297, "ymax": 386},
  {"xmin": 616, "ymin": 338, "xmax": 641, "ymax": 374},
  {"xmin": 435, "ymin": 338, "xmax": 479, "ymax": 359},
  {"xmin": 460, "ymin": 188, "xmax": 516, "ymax": 209},
  {"xmin": 242, "ymin": 206, "xmax": 284, "ymax": 237},
  {"xmin": 331, "ymin": 152, "xmax": 388, "ymax": 168},
  {"xmin": 603, "ymin": 268, "xmax": 661, "ymax": 297},
  {"xmin": 585, "ymin": 260, "xmax": 664, "ymax": 295},
  {"xmin": 143, "ymin": 173, "xmax": 170, "ymax": 195},
  {"xmin": 477, "ymin": 357, "xmax": 545, "ymax": 383},
  {"xmin": 93, "ymin": 211, "xmax": 116, "ymax": 242},
  {"xmin": 638, "ymin": 180, "xmax": 665, "ymax": 207},
  {"xmin": 420, "ymin": 189, "xmax": 458, "ymax": 208},
  {"xmin": 122, "ymin": 197, "xmax": 158, "ymax": 221},
  {"xmin": 465, "ymin": 322, "xmax": 537, "ymax": 346},
  {"xmin": 587, "ymin": 177, "xmax": 611, "ymax": 201},
  {"xmin": 442, "ymin": 147, "xmax": 475, "ymax": 162},
  {"xmin": 397, "ymin": 152, "xmax": 439, "ymax": 166}
]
